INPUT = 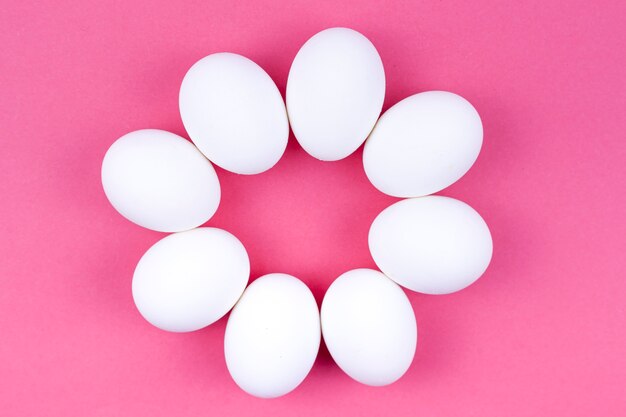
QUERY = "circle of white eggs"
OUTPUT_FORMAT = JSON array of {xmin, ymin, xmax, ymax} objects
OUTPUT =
[{"xmin": 101, "ymin": 27, "xmax": 493, "ymax": 398}]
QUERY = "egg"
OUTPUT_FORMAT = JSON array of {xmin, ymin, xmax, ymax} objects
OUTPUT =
[
  {"xmin": 101, "ymin": 129, "xmax": 220, "ymax": 232},
  {"xmin": 132, "ymin": 228, "xmax": 249, "ymax": 332},
  {"xmin": 179, "ymin": 53, "xmax": 289, "ymax": 175},
  {"xmin": 286, "ymin": 27, "xmax": 385, "ymax": 161},
  {"xmin": 224, "ymin": 273, "xmax": 320, "ymax": 398},
  {"xmin": 363, "ymin": 91, "xmax": 483, "ymax": 197},
  {"xmin": 321, "ymin": 269, "xmax": 417, "ymax": 386},
  {"xmin": 369, "ymin": 196, "xmax": 493, "ymax": 295}
]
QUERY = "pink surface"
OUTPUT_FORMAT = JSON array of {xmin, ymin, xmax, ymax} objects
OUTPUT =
[{"xmin": 1, "ymin": 1, "xmax": 625, "ymax": 415}]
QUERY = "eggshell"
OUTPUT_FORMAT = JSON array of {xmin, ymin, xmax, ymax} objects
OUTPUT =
[
  {"xmin": 363, "ymin": 91, "xmax": 483, "ymax": 197},
  {"xmin": 132, "ymin": 228, "xmax": 249, "ymax": 332},
  {"xmin": 101, "ymin": 129, "xmax": 220, "ymax": 232},
  {"xmin": 369, "ymin": 196, "xmax": 493, "ymax": 294},
  {"xmin": 286, "ymin": 27, "xmax": 385, "ymax": 161},
  {"xmin": 179, "ymin": 53, "xmax": 289, "ymax": 175},
  {"xmin": 224, "ymin": 274, "xmax": 320, "ymax": 398},
  {"xmin": 321, "ymin": 268, "xmax": 417, "ymax": 386}
]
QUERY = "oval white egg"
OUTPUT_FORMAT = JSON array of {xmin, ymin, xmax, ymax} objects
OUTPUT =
[
  {"xmin": 224, "ymin": 273, "xmax": 320, "ymax": 398},
  {"xmin": 179, "ymin": 53, "xmax": 289, "ymax": 175},
  {"xmin": 101, "ymin": 129, "xmax": 220, "ymax": 232},
  {"xmin": 132, "ymin": 228, "xmax": 250, "ymax": 332},
  {"xmin": 363, "ymin": 91, "xmax": 483, "ymax": 197},
  {"xmin": 286, "ymin": 27, "xmax": 385, "ymax": 161},
  {"xmin": 369, "ymin": 196, "xmax": 493, "ymax": 295},
  {"xmin": 321, "ymin": 268, "xmax": 417, "ymax": 386}
]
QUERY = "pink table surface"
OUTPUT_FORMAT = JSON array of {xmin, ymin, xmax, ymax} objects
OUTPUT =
[{"xmin": 1, "ymin": 1, "xmax": 625, "ymax": 415}]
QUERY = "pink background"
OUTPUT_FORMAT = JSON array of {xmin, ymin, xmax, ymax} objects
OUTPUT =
[{"xmin": 1, "ymin": 0, "xmax": 625, "ymax": 415}]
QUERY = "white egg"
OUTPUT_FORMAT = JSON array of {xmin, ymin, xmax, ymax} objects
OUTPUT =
[
  {"xmin": 321, "ymin": 269, "xmax": 417, "ymax": 386},
  {"xmin": 179, "ymin": 53, "xmax": 289, "ymax": 175},
  {"xmin": 132, "ymin": 228, "xmax": 249, "ymax": 332},
  {"xmin": 286, "ymin": 27, "xmax": 385, "ymax": 161},
  {"xmin": 224, "ymin": 273, "xmax": 320, "ymax": 398},
  {"xmin": 363, "ymin": 91, "xmax": 483, "ymax": 197},
  {"xmin": 369, "ymin": 196, "xmax": 493, "ymax": 295},
  {"xmin": 101, "ymin": 129, "xmax": 220, "ymax": 232}
]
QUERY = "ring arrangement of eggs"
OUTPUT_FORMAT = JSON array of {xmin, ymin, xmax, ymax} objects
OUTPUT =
[{"xmin": 101, "ymin": 27, "xmax": 493, "ymax": 398}]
